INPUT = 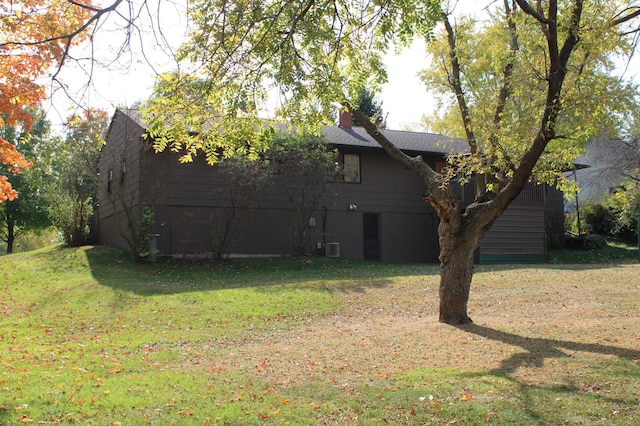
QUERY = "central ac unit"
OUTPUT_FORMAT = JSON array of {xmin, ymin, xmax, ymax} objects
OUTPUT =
[{"xmin": 325, "ymin": 242, "xmax": 340, "ymax": 258}]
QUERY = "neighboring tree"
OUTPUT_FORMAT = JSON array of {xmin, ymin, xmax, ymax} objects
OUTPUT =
[
  {"xmin": 352, "ymin": 87, "xmax": 388, "ymax": 129},
  {"xmin": 0, "ymin": 109, "xmax": 55, "ymax": 253},
  {"xmin": 209, "ymin": 155, "xmax": 273, "ymax": 259},
  {"xmin": 0, "ymin": 0, "xmax": 110, "ymax": 201},
  {"xmin": 266, "ymin": 134, "xmax": 338, "ymax": 256},
  {"xmin": 48, "ymin": 109, "xmax": 109, "ymax": 246},
  {"xmin": 413, "ymin": 2, "xmax": 640, "ymax": 322},
  {"xmin": 142, "ymin": 1, "xmax": 640, "ymax": 324}
]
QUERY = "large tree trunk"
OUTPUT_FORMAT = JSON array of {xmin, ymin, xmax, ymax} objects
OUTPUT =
[{"xmin": 438, "ymin": 233, "xmax": 478, "ymax": 324}]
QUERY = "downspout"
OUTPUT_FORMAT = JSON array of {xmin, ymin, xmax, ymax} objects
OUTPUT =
[
  {"xmin": 573, "ymin": 168, "xmax": 582, "ymax": 235},
  {"xmin": 322, "ymin": 205, "xmax": 328, "ymax": 251}
]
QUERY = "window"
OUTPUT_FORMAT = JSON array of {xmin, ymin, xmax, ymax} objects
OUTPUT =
[
  {"xmin": 107, "ymin": 169, "xmax": 114, "ymax": 193},
  {"xmin": 435, "ymin": 160, "xmax": 448, "ymax": 174},
  {"xmin": 120, "ymin": 160, "xmax": 126, "ymax": 183},
  {"xmin": 343, "ymin": 153, "xmax": 360, "ymax": 183},
  {"xmin": 332, "ymin": 153, "xmax": 361, "ymax": 183}
]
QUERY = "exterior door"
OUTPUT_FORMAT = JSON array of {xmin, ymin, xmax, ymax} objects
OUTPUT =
[{"xmin": 363, "ymin": 213, "xmax": 381, "ymax": 261}]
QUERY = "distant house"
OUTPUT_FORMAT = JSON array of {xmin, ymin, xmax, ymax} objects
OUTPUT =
[
  {"xmin": 98, "ymin": 109, "xmax": 564, "ymax": 263},
  {"xmin": 568, "ymin": 138, "xmax": 629, "ymax": 206}
]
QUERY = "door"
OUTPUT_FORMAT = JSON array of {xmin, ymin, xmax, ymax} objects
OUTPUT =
[{"xmin": 363, "ymin": 213, "xmax": 381, "ymax": 261}]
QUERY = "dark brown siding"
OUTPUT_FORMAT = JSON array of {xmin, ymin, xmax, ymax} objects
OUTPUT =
[
  {"xmin": 97, "ymin": 111, "xmax": 146, "ymax": 251},
  {"xmin": 97, "ymin": 112, "xmax": 563, "ymax": 263},
  {"xmin": 330, "ymin": 150, "xmax": 429, "ymax": 214},
  {"xmin": 479, "ymin": 205, "xmax": 546, "ymax": 263},
  {"xmin": 137, "ymin": 147, "xmax": 441, "ymax": 261},
  {"xmin": 380, "ymin": 212, "xmax": 439, "ymax": 262},
  {"xmin": 151, "ymin": 206, "xmax": 294, "ymax": 256},
  {"xmin": 319, "ymin": 150, "xmax": 439, "ymax": 262}
]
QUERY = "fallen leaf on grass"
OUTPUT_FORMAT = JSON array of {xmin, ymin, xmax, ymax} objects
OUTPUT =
[{"xmin": 459, "ymin": 391, "xmax": 473, "ymax": 401}]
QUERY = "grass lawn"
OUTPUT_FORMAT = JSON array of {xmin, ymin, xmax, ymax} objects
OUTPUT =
[{"xmin": 1, "ymin": 245, "xmax": 639, "ymax": 425}]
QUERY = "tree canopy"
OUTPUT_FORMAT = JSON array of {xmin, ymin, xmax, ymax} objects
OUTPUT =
[
  {"xmin": 142, "ymin": 0, "xmax": 442, "ymax": 162},
  {"xmin": 0, "ymin": 0, "xmax": 120, "ymax": 201},
  {"xmin": 421, "ymin": 1, "xmax": 640, "ymax": 194},
  {"xmin": 48, "ymin": 108, "xmax": 109, "ymax": 246},
  {"xmin": 352, "ymin": 87, "xmax": 388, "ymax": 128}
]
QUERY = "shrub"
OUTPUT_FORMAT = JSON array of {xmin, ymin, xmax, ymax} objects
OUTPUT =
[
  {"xmin": 581, "ymin": 203, "xmax": 615, "ymax": 235},
  {"xmin": 565, "ymin": 234, "xmax": 608, "ymax": 250}
]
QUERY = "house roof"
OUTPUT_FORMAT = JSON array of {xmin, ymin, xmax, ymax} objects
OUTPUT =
[
  {"xmin": 114, "ymin": 108, "xmax": 469, "ymax": 156},
  {"xmin": 322, "ymin": 125, "xmax": 468, "ymax": 156}
]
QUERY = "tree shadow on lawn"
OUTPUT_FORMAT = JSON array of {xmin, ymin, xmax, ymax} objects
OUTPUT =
[
  {"xmin": 83, "ymin": 245, "xmax": 441, "ymax": 296},
  {"xmin": 453, "ymin": 323, "xmax": 640, "ymax": 421},
  {"xmin": 456, "ymin": 323, "xmax": 640, "ymax": 376}
]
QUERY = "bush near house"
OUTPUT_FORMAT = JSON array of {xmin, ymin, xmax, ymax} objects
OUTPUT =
[{"xmin": 576, "ymin": 181, "xmax": 639, "ymax": 242}]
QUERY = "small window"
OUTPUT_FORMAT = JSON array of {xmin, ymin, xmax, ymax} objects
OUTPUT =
[
  {"xmin": 331, "ymin": 153, "xmax": 361, "ymax": 183},
  {"xmin": 343, "ymin": 153, "xmax": 360, "ymax": 183},
  {"xmin": 435, "ymin": 160, "xmax": 448, "ymax": 174},
  {"xmin": 107, "ymin": 169, "xmax": 114, "ymax": 193},
  {"xmin": 120, "ymin": 160, "xmax": 126, "ymax": 183}
]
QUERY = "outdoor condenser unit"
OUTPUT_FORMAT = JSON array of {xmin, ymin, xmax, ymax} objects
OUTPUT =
[{"xmin": 325, "ymin": 242, "xmax": 340, "ymax": 258}]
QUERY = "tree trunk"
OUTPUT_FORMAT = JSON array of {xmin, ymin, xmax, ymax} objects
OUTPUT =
[
  {"xmin": 438, "ymin": 233, "xmax": 478, "ymax": 324},
  {"xmin": 6, "ymin": 219, "xmax": 15, "ymax": 254}
]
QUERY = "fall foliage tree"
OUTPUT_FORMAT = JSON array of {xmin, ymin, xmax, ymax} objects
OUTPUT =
[
  {"xmin": 0, "ymin": 0, "xmax": 122, "ymax": 202},
  {"xmin": 0, "ymin": 108, "xmax": 54, "ymax": 253},
  {"xmin": 142, "ymin": 0, "xmax": 640, "ymax": 324}
]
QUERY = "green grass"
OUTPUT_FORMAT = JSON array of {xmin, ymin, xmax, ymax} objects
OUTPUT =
[
  {"xmin": 1, "ymin": 245, "xmax": 639, "ymax": 425},
  {"xmin": 549, "ymin": 240, "xmax": 637, "ymax": 264}
]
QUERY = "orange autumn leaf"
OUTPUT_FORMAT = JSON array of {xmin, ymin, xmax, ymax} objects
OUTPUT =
[
  {"xmin": 0, "ymin": 0, "xmax": 101, "ymax": 202},
  {"xmin": 0, "ymin": 138, "xmax": 33, "ymax": 200},
  {"xmin": 459, "ymin": 390, "xmax": 473, "ymax": 401},
  {"xmin": 0, "ymin": 175, "xmax": 18, "ymax": 202}
]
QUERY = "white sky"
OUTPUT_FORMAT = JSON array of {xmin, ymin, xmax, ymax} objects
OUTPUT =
[{"xmin": 380, "ymin": 40, "xmax": 435, "ymax": 131}]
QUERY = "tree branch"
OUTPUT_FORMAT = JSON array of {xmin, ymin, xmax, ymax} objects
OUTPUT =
[
  {"xmin": 0, "ymin": 0, "xmax": 123, "ymax": 49},
  {"xmin": 610, "ymin": 6, "xmax": 640, "ymax": 27},
  {"xmin": 442, "ymin": 12, "xmax": 479, "ymax": 156},
  {"xmin": 489, "ymin": 0, "xmax": 584, "ymax": 218},
  {"xmin": 486, "ymin": 0, "xmax": 520, "ymax": 178},
  {"xmin": 513, "ymin": 0, "xmax": 553, "ymax": 23},
  {"xmin": 348, "ymin": 105, "xmax": 461, "ymax": 223}
]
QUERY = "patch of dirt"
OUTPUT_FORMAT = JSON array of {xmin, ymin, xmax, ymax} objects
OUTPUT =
[{"xmin": 192, "ymin": 265, "xmax": 640, "ymax": 389}]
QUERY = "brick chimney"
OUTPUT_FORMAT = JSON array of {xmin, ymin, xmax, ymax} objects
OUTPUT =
[{"xmin": 339, "ymin": 110, "xmax": 352, "ymax": 129}]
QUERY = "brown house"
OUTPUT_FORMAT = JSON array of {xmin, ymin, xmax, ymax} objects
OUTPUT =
[{"xmin": 98, "ymin": 109, "xmax": 564, "ymax": 263}]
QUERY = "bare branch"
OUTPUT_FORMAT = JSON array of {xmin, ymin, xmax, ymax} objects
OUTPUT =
[
  {"xmin": 513, "ymin": 0, "xmax": 553, "ymax": 23},
  {"xmin": 610, "ymin": 6, "xmax": 640, "ymax": 27}
]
